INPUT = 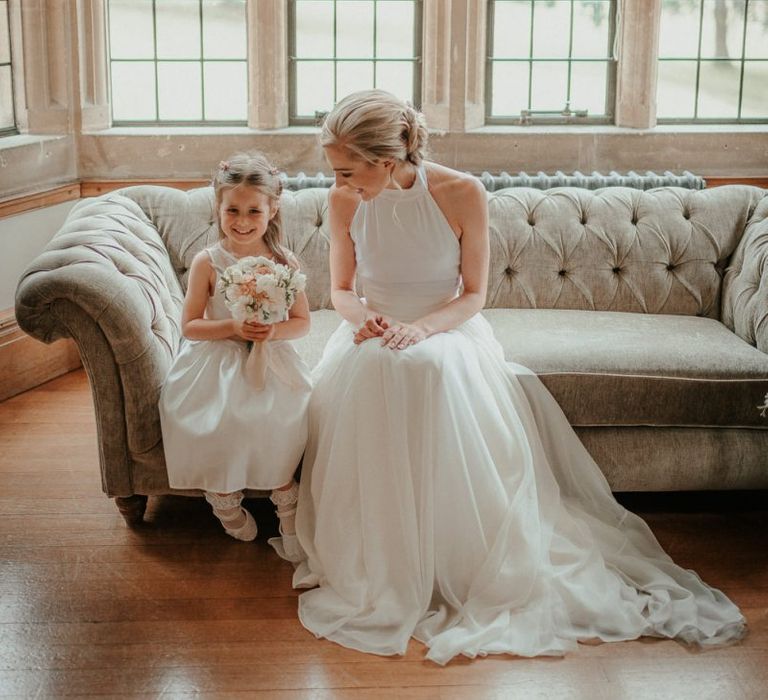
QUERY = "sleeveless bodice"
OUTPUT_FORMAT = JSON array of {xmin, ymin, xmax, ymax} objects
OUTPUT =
[
  {"xmin": 205, "ymin": 243, "xmax": 238, "ymax": 321},
  {"xmin": 350, "ymin": 165, "xmax": 461, "ymax": 322}
]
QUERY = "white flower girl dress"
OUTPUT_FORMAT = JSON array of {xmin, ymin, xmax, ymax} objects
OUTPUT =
[
  {"xmin": 283, "ymin": 166, "xmax": 746, "ymax": 665},
  {"xmin": 160, "ymin": 243, "xmax": 311, "ymax": 494}
]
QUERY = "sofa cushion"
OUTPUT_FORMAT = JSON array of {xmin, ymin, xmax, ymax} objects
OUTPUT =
[
  {"xmin": 485, "ymin": 308, "xmax": 768, "ymax": 429},
  {"xmin": 298, "ymin": 309, "xmax": 768, "ymax": 430}
]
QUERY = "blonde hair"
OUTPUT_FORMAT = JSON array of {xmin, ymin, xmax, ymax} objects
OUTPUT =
[
  {"xmin": 212, "ymin": 151, "xmax": 290, "ymax": 265},
  {"xmin": 320, "ymin": 89, "xmax": 428, "ymax": 167}
]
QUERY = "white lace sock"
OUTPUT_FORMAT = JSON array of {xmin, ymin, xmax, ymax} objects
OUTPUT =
[
  {"xmin": 269, "ymin": 481, "xmax": 304, "ymax": 561},
  {"xmin": 270, "ymin": 481, "xmax": 299, "ymax": 535},
  {"xmin": 204, "ymin": 491, "xmax": 257, "ymax": 541}
]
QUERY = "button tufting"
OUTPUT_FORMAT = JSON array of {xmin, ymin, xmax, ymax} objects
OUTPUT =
[
  {"xmin": 527, "ymin": 217, "xmax": 535, "ymax": 226},
  {"xmin": 612, "ymin": 266, "xmax": 622, "ymax": 273},
  {"xmin": 683, "ymin": 210, "xmax": 691, "ymax": 220},
  {"xmin": 504, "ymin": 267, "xmax": 514, "ymax": 275},
  {"xmin": 558, "ymin": 269, "xmax": 567, "ymax": 276},
  {"xmin": 580, "ymin": 216, "xmax": 587, "ymax": 225},
  {"xmin": 315, "ymin": 218, "xmax": 323, "ymax": 227},
  {"xmin": 666, "ymin": 263, "xmax": 676, "ymax": 270}
]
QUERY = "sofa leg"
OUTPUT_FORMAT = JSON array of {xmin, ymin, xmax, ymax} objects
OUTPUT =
[{"xmin": 115, "ymin": 495, "xmax": 148, "ymax": 526}]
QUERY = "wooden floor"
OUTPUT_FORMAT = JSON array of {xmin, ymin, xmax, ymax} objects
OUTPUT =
[{"xmin": 0, "ymin": 369, "xmax": 766, "ymax": 699}]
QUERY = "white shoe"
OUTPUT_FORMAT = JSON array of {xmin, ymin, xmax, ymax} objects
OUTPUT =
[{"xmin": 204, "ymin": 491, "xmax": 258, "ymax": 541}]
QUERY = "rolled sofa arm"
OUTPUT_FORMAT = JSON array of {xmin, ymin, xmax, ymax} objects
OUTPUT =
[
  {"xmin": 14, "ymin": 194, "xmax": 185, "ymax": 496},
  {"xmin": 722, "ymin": 192, "xmax": 768, "ymax": 354}
]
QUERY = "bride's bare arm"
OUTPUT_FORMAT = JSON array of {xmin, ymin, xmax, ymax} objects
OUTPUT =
[
  {"xmin": 381, "ymin": 174, "xmax": 489, "ymax": 349},
  {"xmin": 329, "ymin": 185, "xmax": 389, "ymax": 337}
]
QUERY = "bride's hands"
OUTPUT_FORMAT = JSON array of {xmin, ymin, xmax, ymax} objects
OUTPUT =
[
  {"xmin": 381, "ymin": 322, "xmax": 428, "ymax": 350},
  {"xmin": 353, "ymin": 314, "xmax": 390, "ymax": 344}
]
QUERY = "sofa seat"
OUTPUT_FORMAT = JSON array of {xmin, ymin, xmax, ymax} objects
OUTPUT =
[
  {"xmin": 489, "ymin": 308, "xmax": 768, "ymax": 428},
  {"xmin": 296, "ymin": 308, "xmax": 768, "ymax": 430}
]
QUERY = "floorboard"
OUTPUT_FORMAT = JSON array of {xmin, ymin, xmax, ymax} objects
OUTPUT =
[{"xmin": 0, "ymin": 369, "xmax": 766, "ymax": 699}]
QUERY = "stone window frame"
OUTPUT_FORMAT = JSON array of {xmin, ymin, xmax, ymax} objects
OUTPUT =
[
  {"xmin": 79, "ymin": 0, "xmax": 662, "ymax": 131},
  {"xmin": 0, "ymin": 0, "xmax": 765, "ymax": 200}
]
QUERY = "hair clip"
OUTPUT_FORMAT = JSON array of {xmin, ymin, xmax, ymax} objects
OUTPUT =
[
  {"xmin": 269, "ymin": 167, "xmax": 279, "ymax": 176},
  {"xmin": 219, "ymin": 160, "xmax": 230, "ymax": 171}
]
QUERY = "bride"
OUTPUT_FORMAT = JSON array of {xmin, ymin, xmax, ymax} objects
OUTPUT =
[{"xmin": 274, "ymin": 89, "xmax": 746, "ymax": 665}]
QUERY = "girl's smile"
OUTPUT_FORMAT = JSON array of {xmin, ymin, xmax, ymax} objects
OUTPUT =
[{"xmin": 218, "ymin": 186, "xmax": 277, "ymax": 254}]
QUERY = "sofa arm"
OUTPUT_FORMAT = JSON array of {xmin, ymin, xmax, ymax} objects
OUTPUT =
[
  {"xmin": 722, "ymin": 194, "xmax": 768, "ymax": 354},
  {"xmin": 14, "ymin": 194, "xmax": 184, "ymax": 496}
]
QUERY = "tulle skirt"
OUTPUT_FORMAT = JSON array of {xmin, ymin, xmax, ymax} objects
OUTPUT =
[{"xmin": 287, "ymin": 314, "xmax": 746, "ymax": 665}]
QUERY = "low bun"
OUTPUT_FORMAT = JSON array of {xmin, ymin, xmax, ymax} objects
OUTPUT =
[
  {"xmin": 403, "ymin": 105, "xmax": 428, "ymax": 166},
  {"xmin": 321, "ymin": 89, "xmax": 429, "ymax": 168}
]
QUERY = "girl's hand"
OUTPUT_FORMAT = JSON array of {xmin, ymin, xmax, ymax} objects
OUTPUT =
[
  {"xmin": 381, "ymin": 322, "xmax": 428, "ymax": 350},
  {"xmin": 354, "ymin": 314, "xmax": 390, "ymax": 344},
  {"xmin": 231, "ymin": 319, "xmax": 275, "ymax": 342},
  {"xmin": 248, "ymin": 322, "xmax": 276, "ymax": 342}
]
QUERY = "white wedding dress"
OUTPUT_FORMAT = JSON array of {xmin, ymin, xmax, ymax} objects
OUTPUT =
[{"xmin": 283, "ymin": 166, "xmax": 746, "ymax": 665}]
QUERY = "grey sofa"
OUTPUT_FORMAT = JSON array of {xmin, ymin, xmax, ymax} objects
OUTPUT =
[{"xmin": 15, "ymin": 183, "xmax": 768, "ymax": 524}]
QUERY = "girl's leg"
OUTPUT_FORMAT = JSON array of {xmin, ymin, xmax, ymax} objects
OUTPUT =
[
  {"xmin": 204, "ymin": 491, "xmax": 258, "ymax": 541},
  {"xmin": 270, "ymin": 481, "xmax": 301, "ymax": 559}
]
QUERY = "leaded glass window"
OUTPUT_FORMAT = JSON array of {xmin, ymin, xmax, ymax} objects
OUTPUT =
[
  {"xmin": 0, "ymin": 0, "xmax": 15, "ymax": 135},
  {"xmin": 107, "ymin": 0, "xmax": 248, "ymax": 125},
  {"xmin": 289, "ymin": 0, "xmax": 422, "ymax": 125},
  {"xmin": 657, "ymin": 0, "xmax": 768, "ymax": 122},
  {"xmin": 487, "ymin": 0, "xmax": 617, "ymax": 124}
]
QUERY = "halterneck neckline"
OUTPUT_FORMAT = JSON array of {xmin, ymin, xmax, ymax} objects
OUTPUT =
[{"xmin": 374, "ymin": 164, "xmax": 428, "ymax": 201}]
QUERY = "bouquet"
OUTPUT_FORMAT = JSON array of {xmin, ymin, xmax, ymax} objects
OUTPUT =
[{"xmin": 217, "ymin": 255, "xmax": 306, "ymax": 388}]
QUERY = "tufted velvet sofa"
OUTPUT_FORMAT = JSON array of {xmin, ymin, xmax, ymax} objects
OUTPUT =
[{"xmin": 15, "ymin": 183, "xmax": 768, "ymax": 524}]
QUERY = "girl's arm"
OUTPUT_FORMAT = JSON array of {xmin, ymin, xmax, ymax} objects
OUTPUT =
[
  {"xmin": 181, "ymin": 251, "xmax": 239, "ymax": 341},
  {"xmin": 380, "ymin": 175, "xmax": 489, "ymax": 349},
  {"xmin": 328, "ymin": 185, "xmax": 389, "ymax": 339}
]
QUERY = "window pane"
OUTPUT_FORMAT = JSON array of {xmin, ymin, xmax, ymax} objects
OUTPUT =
[
  {"xmin": 291, "ymin": 0, "xmax": 420, "ymax": 121},
  {"xmin": 374, "ymin": 61, "xmax": 413, "ymax": 100},
  {"xmin": 659, "ymin": 0, "xmax": 701, "ymax": 58},
  {"xmin": 204, "ymin": 61, "xmax": 247, "ymax": 120},
  {"xmin": 571, "ymin": 1, "xmax": 612, "ymax": 59},
  {"xmin": 157, "ymin": 62, "xmax": 202, "ymax": 120},
  {"xmin": 156, "ymin": 0, "xmax": 201, "ymax": 59},
  {"xmin": 109, "ymin": 0, "xmax": 155, "ymax": 59},
  {"xmin": 657, "ymin": 60, "xmax": 697, "ymax": 118},
  {"xmin": 337, "ymin": 60, "xmax": 374, "ymax": 100},
  {"xmin": 570, "ymin": 61, "xmax": 609, "ymax": 114},
  {"xmin": 697, "ymin": 59, "xmax": 740, "ymax": 117},
  {"xmin": 530, "ymin": 61, "xmax": 569, "ymax": 110},
  {"xmin": 203, "ymin": 0, "xmax": 246, "ymax": 59},
  {"xmin": 745, "ymin": 1, "xmax": 768, "ymax": 58},
  {"xmin": 295, "ymin": 0, "xmax": 334, "ymax": 58},
  {"xmin": 700, "ymin": 0, "xmax": 746, "ymax": 59},
  {"xmin": 111, "ymin": 61, "xmax": 156, "ymax": 120},
  {"xmin": 531, "ymin": 1, "xmax": 571, "ymax": 58},
  {"xmin": 0, "ymin": 65, "xmax": 13, "ymax": 129},
  {"xmin": 493, "ymin": 1, "xmax": 531, "ymax": 59},
  {"xmin": 296, "ymin": 61, "xmax": 334, "ymax": 115},
  {"xmin": 491, "ymin": 60, "xmax": 529, "ymax": 115},
  {"xmin": 336, "ymin": 1, "xmax": 374, "ymax": 59},
  {"xmin": 0, "ymin": 1, "xmax": 9, "ymax": 65},
  {"xmin": 741, "ymin": 61, "xmax": 768, "ymax": 117},
  {"xmin": 376, "ymin": 1, "xmax": 414, "ymax": 59}
]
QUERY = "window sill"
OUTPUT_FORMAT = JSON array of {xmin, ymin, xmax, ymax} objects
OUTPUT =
[
  {"xmin": 0, "ymin": 133, "xmax": 71, "ymax": 150},
  {"xmin": 80, "ymin": 123, "xmax": 768, "ymax": 139},
  {"xmin": 82, "ymin": 125, "xmax": 321, "ymax": 136},
  {"xmin": 468, "ymin": 124, "xmax": 768, "ymax": 136}
]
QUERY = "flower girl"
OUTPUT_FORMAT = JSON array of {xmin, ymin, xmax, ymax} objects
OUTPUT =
[{"xmin": 159, "ymin": 151, "xmax": 311, "ymax": 558}]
